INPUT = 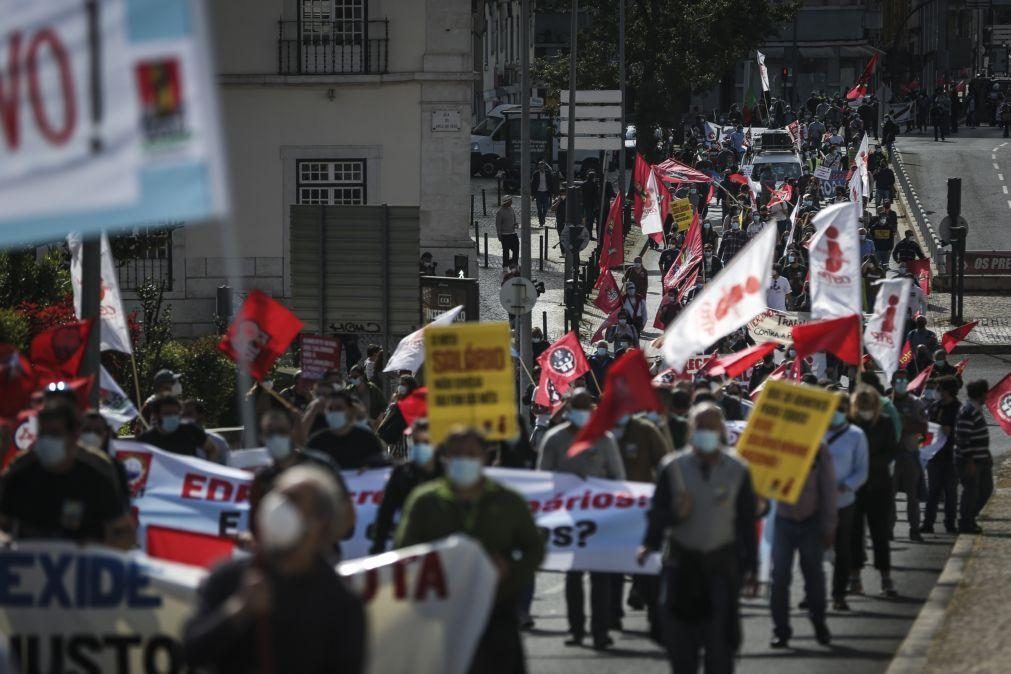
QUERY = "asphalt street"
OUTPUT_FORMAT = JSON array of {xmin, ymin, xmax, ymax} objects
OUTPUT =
[
  {"xmin": 523, "ymin": 190, "xmax": 1011, "ymax": 671},
  {"xmin": 893, "ymin": 127, "xmax": 1011, "ymax": 251}
]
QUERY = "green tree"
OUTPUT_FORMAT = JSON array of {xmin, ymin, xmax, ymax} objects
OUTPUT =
[
  {"xmin": 0, "ymin": 247, "xmax": 71, "ymax": 308},
  {"xmin": 534, "ymin": 0, "xmax": 796, "ymax": 151}
]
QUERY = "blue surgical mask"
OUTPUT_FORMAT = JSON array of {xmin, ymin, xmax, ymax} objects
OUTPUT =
[
  {"xmin": 934, "ymin": 359, "xmax": 945, "ymax": 367},
  {"xmin": 568, "ymin": 410, "xmax": 591, "ymax": 428},
  {"xmin": 596, "ymin": 347, "xmax": 607, "ymax": 356},
  {"xmin": 34, "ymin": 435, "xmax": 67, "ymax": 467},
  {"xmin": 160, "ymin": 415, "xmax": 181, "ymax": 433},
  {"xmin": 894, "ymin": 381, "xmax": 908, "ymax": 395},
  {"xmin": 691, "ymin": 430, "xmax": 721, "ymax": 454},
  {"xmin": 446, "ymin": 457, "xmax": 483, "ymax": 488},
  {"xmin": 923, "ymin": 389, "xmax": 938, "ymax": 401},
  {"xmin": 265, "ymin": 434, "xmax": 292, "ymax": 461},
  {"xmin": 411, "ymin": 442, "xmax": 434, "ymax": 465},
  {"xmin": 832, "ymin": 411, "xmax": 847, "ymax": 427},
  {"xmin": 325, "ymin": 411, "xmax": 348, "ymax": 429}
]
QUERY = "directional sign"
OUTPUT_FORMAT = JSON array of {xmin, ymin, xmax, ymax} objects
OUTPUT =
[
  {"xmin": 499, "ymin": 277, "xmax": 538, "ymax": 316},
  {"xmin": 939, "ymin": 215, "xmax": 969, "ymax": 243}
]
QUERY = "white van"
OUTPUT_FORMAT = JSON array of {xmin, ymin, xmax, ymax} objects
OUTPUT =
[{"xmin": 747, "ymin": 150, "xmax": 803, "ymax": 188}]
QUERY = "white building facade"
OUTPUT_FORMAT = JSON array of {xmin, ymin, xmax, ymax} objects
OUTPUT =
[{"xmin": 132, "ymin": 0, "xmax": 474, "ymax": 336}]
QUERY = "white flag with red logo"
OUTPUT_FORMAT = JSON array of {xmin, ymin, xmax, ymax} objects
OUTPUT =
[
  {"xmin": 640, "ymin": 168, "xmax": 665, "ymax": 239},
  {"xmin": 864, "ymin": 277, "xmax": 912, "ymax": 381},
  {"xmin": 809, "ymin": 202, "xmax": 862, "ymax": 319},
  {"xmin": 848, "ymin": 169, "xmax": 864, "ymax": 218},
  {"xmin": 662, "ymin": 225, "xmax": 777, "ymax": 371},
  {"xmin": 856, "ymin": 133, "xmax": 870, "ymax": 197},
  {"xmin": 68, "ymin": 232, "xmax": 133, "ymax": 354}
]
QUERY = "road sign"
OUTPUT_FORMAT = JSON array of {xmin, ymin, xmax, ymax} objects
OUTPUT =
[
  {"xmin": 499, "ymin": 277, "xmax": 538, "ymax": 316},
  {"xmin": 939, "ymin": 215, "xmax": 969, "ymax": 243},
  {"xmin": 559, "ymin": 224, "xmax": 590, "ymax": 254}
]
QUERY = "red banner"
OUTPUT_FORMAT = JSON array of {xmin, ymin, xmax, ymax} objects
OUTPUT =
[
  {"xmin": 300, "ymin": 334, "xmax": 343, "ymax": 380},
  {"xmin": 592, "ymin": 271, "xmax": 621, "ymax": 314},
  {"xmin": 905, "ymin": 258, "xmax": 931, "ymax": 296}
]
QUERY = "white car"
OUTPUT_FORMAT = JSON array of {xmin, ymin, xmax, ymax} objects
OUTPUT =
[{"xmin": 747, "ymin": 150, "xmax": 803, "ymax": 188}]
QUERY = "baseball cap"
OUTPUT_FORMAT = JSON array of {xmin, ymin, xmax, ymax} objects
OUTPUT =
[{"xmin": 153, "ymin": 369, "xmax": 181, "ymax": 387}]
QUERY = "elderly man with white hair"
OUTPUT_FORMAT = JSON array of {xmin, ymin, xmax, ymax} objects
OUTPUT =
[{"xmin": 184, "ymin": 465, "xmax": 366, "ymax": 674}]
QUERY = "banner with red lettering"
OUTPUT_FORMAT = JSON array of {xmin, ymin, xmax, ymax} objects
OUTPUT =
[
  {"xmin": 116, "ymin": 441, "xmax": 661, "ymax": 575},
  {"xmin": 0, "ymin": 537, "xmax": 496, "ymax": 674}
]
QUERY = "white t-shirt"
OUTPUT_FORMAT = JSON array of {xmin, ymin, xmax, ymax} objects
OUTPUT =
[{"xmin": 767, "ymin": 275, "xmax": 788, "ymax": 311}]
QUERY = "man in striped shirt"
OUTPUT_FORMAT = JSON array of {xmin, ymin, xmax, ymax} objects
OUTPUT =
[{"xmin": 955, "ymin": 380, "xmax": 993, "ymax": 534}]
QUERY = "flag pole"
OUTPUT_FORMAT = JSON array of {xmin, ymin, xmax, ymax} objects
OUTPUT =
[{"xmin": 128, "ymin": 354, "xmax": 151, "ymax": 431}]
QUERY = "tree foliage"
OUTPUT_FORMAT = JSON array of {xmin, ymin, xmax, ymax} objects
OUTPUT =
[{"xmin": 534, "ymin": 0, "xmax": 796, "ymax": 144}]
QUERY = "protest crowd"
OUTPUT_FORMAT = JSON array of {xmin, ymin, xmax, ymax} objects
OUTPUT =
[{"xmin": 3, "ymin": 71, "xmax": 1011, "ymax": 674}]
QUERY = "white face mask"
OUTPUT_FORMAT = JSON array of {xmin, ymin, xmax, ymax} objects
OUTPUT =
[
  {"xmin": 34, "ymin": 435, "xmax": 67, "ymax": 467},
  {"xmin": 397, "ymin": 385, "xmax": 409, "ymax": 396},
  {"xmin": 325, "ymin": 411, "xmax": 348, "ymax": 429},
  {"xmin": 264, "ymin": 434, "xmax": 292, "ymax": 461},
  {"xmin": 257, "ymin": 492, "xmax": 306, "ymax": 553},
  {"xmin": 79, "ymin": 432, "xmax": 103, "ymax": 450},
  {"xmin": 410, "ymin": 442, "xmax": 434, "ymax": 465},
  {"xmin": 350, "ymin": 377, "xmax": 363, "ymax": 387},
  {"xmin": 857, "ymin": 410, "xmax": 875, "ymax": 421},
  {"xmin": 596, "ymin": 347, "xmax": 608, "ymax": 356},
  {"xmin": 568, "ymin": 409, "xmax": 591, "ymax": 427},
  {"xmin": 170, "ymin": 382, "xmax": 183, "ymax": 396},
  {"xmin": 446, "ymin": 457, "xmax": 483, "ymax": 489}
]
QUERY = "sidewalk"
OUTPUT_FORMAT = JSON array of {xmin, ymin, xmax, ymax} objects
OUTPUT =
[
  {"xmin": 890, "ymin": 164, "xmax": 1011, "ymax": 354},
  {"xmin": 888, "ymin": 458, "xmax": 1011, "ymax": 674}
]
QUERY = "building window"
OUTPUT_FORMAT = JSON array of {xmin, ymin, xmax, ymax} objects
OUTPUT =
[
  {"xmin": 111, "ymin": 226, "xmax": 177, "ymax": 292},
  {"xmin": 296, "ymin": 159, "xmax": 367, "ymax": 205}
]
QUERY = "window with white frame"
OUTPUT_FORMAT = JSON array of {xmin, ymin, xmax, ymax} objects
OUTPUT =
[{"xmin": 296, "ymin": 159, "xmax": 367, "ymax": 205}]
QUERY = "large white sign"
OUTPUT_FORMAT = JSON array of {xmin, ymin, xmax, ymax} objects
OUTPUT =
[
  {"xmin": 747, "ymin": 308, "xmax": 811, "ymax": 345},
  {"xmin": 115, "ymin": 441, "xmax": 661, "ymax": 575},
  {"xmin": 0, "ymin": 0, "xmax": 228, "ymax": 245},
  {"xmin": 0, "ymin": 537, "xmax": 495, "ymax": 674}
]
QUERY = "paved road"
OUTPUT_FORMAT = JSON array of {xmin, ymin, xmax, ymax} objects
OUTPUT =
[{"xmin": 893, "ymin": 128, "xmax": 1011, "ymax": 251}]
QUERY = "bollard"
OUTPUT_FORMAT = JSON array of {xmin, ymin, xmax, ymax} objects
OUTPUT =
[
  {"xmin": 497, "ymin": 178, "xmax": 502, "ymax": 205},
  {"xmin": 470, "ymin": 193, "xmax": 474, "ymax": 225},
  {"xmin": 539, "ymin": 235, "xmax": 544, "ymax": 271},
  {"xmin": 483, "ymin": 233, "xmax": 489, "ymax": 268},
  {"xmin": 482, "ymin": 189, "xmax": 487, "ymax": 216},
  {"xmin": 474, "ymin": 219, "xmax": 478, "ymax": 243},
  {"xmin": 542, "ymin": 311, "xmax": 548, "ymax": 338}
]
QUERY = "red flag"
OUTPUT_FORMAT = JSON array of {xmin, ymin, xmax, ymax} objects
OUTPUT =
[
  {"xmin": 30, "ymin": 320, "xmax": 93, "ymax": 378},
  {"xmin": 905, "ymin": 258, "xmax": 931, "ymax": 296},
  {"xmin": 533, "ymin": 368, "xmax": 566, "ymax": 410},
  {"xmin": 750, "ymin": 360, "xmax": 791, "ymax": 400},
  {"xmin": 397, "ymin": 386, "xmax": 427, "ymax": 426},
  {"xmin": 0, "ymin": 345, "xmax": 38, "ymax": 420},
  {"xmin": 663, "ymin": 211, "xmax": 703, "ymax": 290},
  {"xmin": 908, "ymin": 364, "xmax": 934, "ymax": 394},
  {"xmin": 846, "ymin": 54, "xmax": 878, "ymax": 100},
  {"xmin": 941, "ymin": 321, "xmax": 978, "ymax": 353},
  {"xmin": 791, "ymin": 314, "xmax": 862, "ymax": 365},
  {"xmin": 768, "ymin": 184, "xmax": 794, "ymax": 210},
  {"xmin": 954, "ymin": 358, "xmax": 968, "ymax": 377},
  {"xmin": 985, "ymin": 373, "xmax": 1011, "ymax": 436},
  {"xmin": 702, "ymin": 342, "xmax": 778, "ymax": 379},
  {"xmin": 898, "ymin": 339, "xmax": 914, "ymax": 370},
  {"xmin": 652, "ymin": 167, "xmax": 671, "ymax": 246},
  {"xmin": 728, "ymin": 173, "xmax": 748, "ymax": 186},
  {"xmin": 219, "ymin": 290, "xmax": 304, "ymax": 381},
  {"xmin": 592, "ymin": 271, "xmax": 621, "ymax": 313},
  {"xmin": 676, "ymin": 262, "xmax": 702, "ymax": 303},
  {"xmin": 536, "ymin": 332, "xmax": 590, "ymax": 407},
  {"xmin": 632, "ymin": 154, "xmax": 651, "ymax": 224},
  {"xmin": 591, "ymin": 309, "xmax": 621, "ymax": 343},
  {"xmin": 568, "ymin": 350, "xmax": 662, "ymax": 457},
  {"xmin": 146, "ymin": 525, "xmax": 236, "ymax": 568},
  {"xmin": 599, "ymin": 193, "xmax": 625, "ymax": 271}
]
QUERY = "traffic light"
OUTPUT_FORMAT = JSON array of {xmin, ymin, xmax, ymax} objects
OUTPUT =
[{"xmin": 782, "ymin": 67, "xmax": 790, "ymax": 81}]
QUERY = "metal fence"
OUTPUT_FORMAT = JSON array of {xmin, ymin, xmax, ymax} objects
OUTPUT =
[
  {"xmin": 277, "ymin": 19, "xmax": 389, "ymax": 75},
  {"xmin": 114, "ymin": 227, "xmax": 175, "ymax": 292}
]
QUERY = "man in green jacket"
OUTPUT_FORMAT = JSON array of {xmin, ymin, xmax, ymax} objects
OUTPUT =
[{"xmin": 396, "ymin": 426, "xmax": 544, "ymax": 674}]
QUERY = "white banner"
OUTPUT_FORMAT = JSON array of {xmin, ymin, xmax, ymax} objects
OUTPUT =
[
  {"xmin": 115, "ymin": 442, "xmax": 661, "ymax": 575},
  {"xmin": 640, "ymin": 169, "xmax": 665, "ymax": 237},
  {"xmin": 809, "ymin": 202, "xmax": 862, "ymax": 319},
  {"xmin": 0, "ymin": 537, "xmax": 495, "ymax": 674},
  {"xmin": 864, "ymin": 277, "xmax": 912, "ymax": 381},
  {"xmin": 99, "ymin": 366, "xmax": 139, "ymax": 427},
  {"xmin": 69, "ymin": 233, "xmax": 133, "ymax": 354},
  {"xmin": 856, "ymin": 133, "xmax": 870, "ymax": 198},
  {"xmin": 384, "ymin": 305, "xmax": 464, "ymax": 373},
  {"xmin": 747, "ymin": 308, "xmax": 811, "ymax": 345},
  {"xmin": 848, "ymin": 167, "xmax": 864, "ymax": 219},
  {"xmin": 662, "ymin": 225, "xmax": 778, "ymax": 371}
]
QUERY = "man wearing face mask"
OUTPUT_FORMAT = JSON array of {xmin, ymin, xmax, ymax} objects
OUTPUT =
[
  {"xmin": 0, "ymin": 401, "xmax": 133, "ymax": 548},
  {"xmin": 620, "ymin": 282, "xmax": 649, "ymax": 334},
  {"xmin": 930, "ymin": 349, "xmax": 959, "ymax": 380},
  {"xmin": 906, "ymin": 315, "xmax": 938, "ymax": 354},
  {"xmin": 637, "ymin": 402, "xmax": 757, "ymax": 670},
  {"xmin": 184, "ymin": 465, "xmax": 365, "ymax": 674},
  {"xmin": 531, "ymin": 327, "xmax": 550, "ymax": 360},
  {"xmin": 346, "ymin": 364, "xmax": 387, "ymax": 423},
  {"xmin": 79, "ymin": 409, "xmax": 132, "ymax": 510},
  {"xmin": 767, "ymin": 267, "xmax": 788, "ymax": 312},
  {"xmin": 658, "ymin": 287, "xmax": 682, "ymax": 329},
  {"xmin": 921, "ymin": 376, "xmax": 960, "ymax": 534},
  {"xmin": 139, "ymin": 395, "xmax": 220, "ymax": 461},
  {"xmin": 140, "ymin": 369, "xmax": 183, "ymax": 425},
  {"xmin": 823, "ymin": 395, "xmax": 868, "ymax": 611},
  {"xmin": 308, "ymin": 391, "xmax": 387, "ymax": 469},
  {"xmin": 369, "ymin": 419, "xmax": 441, "ymax": 554},
  {"xmin": 702, "ymin": 243, "xmax": 724, "ymax": 280},
  {"xmin": 621, "ymin": 256, "xmax": 649, "ymax": 300},
  {"xmin": 538, "ymin": 390, "xmax": 625, "ymax": 650},
  {"xmin": 606, "ymin": 310, "xmax": 639, "ymax": 348},
  {"xmin": 890, "ymin": 370, "xmax": 929, "ymax": 542},
  {"xmin": 396, "ymin": 426, "xmax": 544, "ymax": 673},
  {"xmin": 588, "ymin": 341, "xmax": 614, "ymax": 398},
  {"xmin": 717, "ymin": 217, "xmax": 748, "ymax": 265}
]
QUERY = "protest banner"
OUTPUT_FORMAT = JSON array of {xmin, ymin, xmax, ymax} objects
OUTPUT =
[
  {"xmin": 746, "ymin": 308, "xmax": 811, "ymax": 345},
  {"xmin": 0, "ymin": 537, "xmax": 495, "ymax": 674},
  {"xmin": 116, "ymin": 442, "xmax": 660, "ymax": 574},
  {"xmin": 670, "ymin": 197, "xmax": 693, "ymax": 231},
  {"xmin": 813, "ymin": 166, "xmax": 832, "ymax": 180},
  {"xmin": 424, "ymin": 322, "xmax": 516, "ymax": 444},
  {"xmin": 0, "ymin": 0, "xmax": 228, "ymax": 244},
  {"xmin": 735, "ymin": 380, "xmax": 837, "ymax": 504},
  {"xmin": 300, "ymin": 334, "xmax": 344, "ymax": 380}
]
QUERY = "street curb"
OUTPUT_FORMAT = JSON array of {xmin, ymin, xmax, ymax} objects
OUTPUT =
[
  {"xmin": 885, "ymin": 532, "xmax": 976, "ymax": 674},
  {"xmin": 951, "ymin": 343, "xmax": 1011, "ymax": 355}
]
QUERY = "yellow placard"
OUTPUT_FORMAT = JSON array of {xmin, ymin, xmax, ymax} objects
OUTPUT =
[
  {"xmin": 670, "ymin": 197, "xmax": 693, "ymax": 231},
  {"xmin": 736, "ymin": 380, "xmax": 837, "ymax": 504},
  {"xmin": 423, "ymin": 322, "xmax": 517, "ymax": 445}
]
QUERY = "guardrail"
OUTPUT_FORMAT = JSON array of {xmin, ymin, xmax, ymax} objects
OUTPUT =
[{"xmin": 890, "ymin": 147, "xmax": 948, "ymax": 275}]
